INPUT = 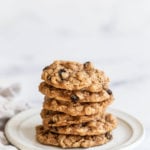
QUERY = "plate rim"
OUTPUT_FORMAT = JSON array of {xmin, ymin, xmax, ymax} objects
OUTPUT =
[{"xmin": 5, "ymin": 108, "xmax": 145, "ymax": 150}]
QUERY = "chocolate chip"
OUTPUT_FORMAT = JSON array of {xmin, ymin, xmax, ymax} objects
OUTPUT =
[
  {"xmin": 70, "ymin": 94, "xmax": 79, "ymax": 103},
  {"xmin": 84, "ymin": 61, "xmax": 94, "ymax": 70},
  {"xmin": 84, "ymin": 61, "xmax": 91, "ymax": 68},
  {"xmin": 43, "ymin": 66, "xmax": 49, "ymax": 71},
  {"xmin": 82, "ymin": 123, "xmax": 87, "ymax": 127},
  {"xmin": 105, "ymin": 132, "xmax": 112, "ymax": 140},
  {"xmin": 58, "ymin": 69, "xmax": 66, "ymax": 80},
  {"xmin": 106, "ymin": 89, "xmax": 112, "ymax": 95}
]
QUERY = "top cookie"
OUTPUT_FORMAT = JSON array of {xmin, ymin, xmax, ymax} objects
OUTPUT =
[{"xmin": 41, "ymin": 60, "xmax": 109, "ymax": 92}]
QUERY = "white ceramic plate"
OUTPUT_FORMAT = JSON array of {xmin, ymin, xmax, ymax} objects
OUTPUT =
[{"xmin": 5, "ymin": 108, "xmax": 144, "ymax": 150}]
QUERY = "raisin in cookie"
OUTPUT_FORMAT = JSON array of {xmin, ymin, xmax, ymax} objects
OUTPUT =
[
  {"xmin": 36, "ymin": 125, "xmax": 112, "ymax": 148},
  {"xmin": 43, "ymin": 96, "xmax": 113, "ymax": 116},
  {"xmin": 41, "ymin": 60, "xmax": 109, "ymax": 92},
  {"xmin": 45, "ymin": 114, "xmax": 117, "ymax": 136},
  {"xmin": 39, "ymin": 82, "xmax": 112, "ymax": 103},
  {"xmin": 41, "ymin": 109, "xmax": 105, "ymax": 127}
]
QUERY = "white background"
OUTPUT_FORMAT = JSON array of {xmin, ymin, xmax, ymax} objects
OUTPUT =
[{"xmin": 0, "ymin": 0, "xmax": 150, "ymax": 149}]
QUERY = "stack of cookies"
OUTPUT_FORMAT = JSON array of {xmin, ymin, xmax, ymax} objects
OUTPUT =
[{"xmin": 36, "ymin": 60, "xmax": 117, "ymax": 148}]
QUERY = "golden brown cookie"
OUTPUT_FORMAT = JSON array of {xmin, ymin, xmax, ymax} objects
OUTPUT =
[
  {"xmin": 41, "ymin": 60, "xmax": 109, "ymax": 92},
  {"xmin": 45, "ymin": 114, "xmax": 117, "ymax": 136},
  {"xmin": 43, "ymin": 96, "xmax": 113, "ymax": 116},
  {"xmin": 41, "ymin": 109, "xmax": 105, "ymax": 127},
  {"xmin": 39, "ymin": 82, "xmax": 112, "ymax": 103},
  {"xmin": 36, "ymin": 125, "xmax": 112, "ymax": 148}
]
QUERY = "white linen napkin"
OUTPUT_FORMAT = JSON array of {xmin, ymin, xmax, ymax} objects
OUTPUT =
[{"xmin": 0, "ymin": 83, "xmax": 29, "ymax": 150}]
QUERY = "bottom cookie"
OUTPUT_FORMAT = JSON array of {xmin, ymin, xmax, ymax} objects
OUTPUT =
[{"xmin": 36, "ymin": 125, "xmax": 112, "ymax": 148}]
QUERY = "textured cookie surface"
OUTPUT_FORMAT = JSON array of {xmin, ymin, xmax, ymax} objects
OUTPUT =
[
  {"xmin": 41, "ymin": 60, "xmax": 109, "ymax": 92},
  {"xmin": 45, "ymin": 114, "xmax": 117, "ymax": 136},
  {"xmin": 36, "ymin": 125, "xmax": 112, "ymax": 148},
  {"xmin": 41, "ymin": 109, "xmax": 105, "ymax": 127},
  {"xmin": 43, "ymin": 96, "xmax": 113, "ymax": 116},
  {"xmin": 39, "ymin": 82, "xmax": 112, "ymax": 103}
]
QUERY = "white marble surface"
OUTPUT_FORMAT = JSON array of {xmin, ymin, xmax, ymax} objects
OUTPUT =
[{"xmin": 0, "ymin": 0, "xmax": 150, "ymax": 149}]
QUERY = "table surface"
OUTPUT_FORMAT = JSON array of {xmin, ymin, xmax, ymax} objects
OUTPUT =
[{"xmin": 0, "ymin": 1, "xmax": 150, "ymax": 149}]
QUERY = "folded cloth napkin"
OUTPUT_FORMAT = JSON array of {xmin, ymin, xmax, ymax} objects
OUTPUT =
[{"xmin": 0, "ymin": 83, "xmax": 30, "ymax": 150}]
